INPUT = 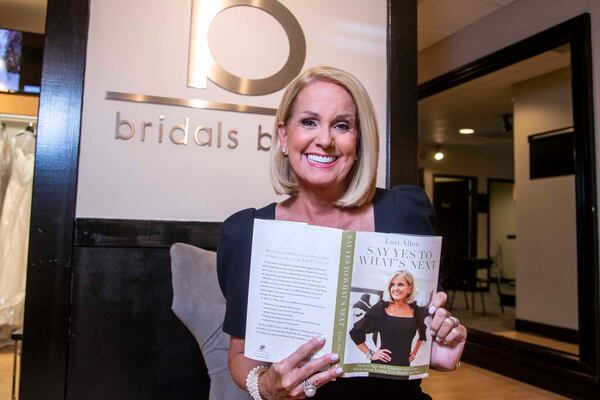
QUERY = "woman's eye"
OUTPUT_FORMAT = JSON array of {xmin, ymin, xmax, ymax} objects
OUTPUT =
[
  {"xmin": 301, "ymin": 119, "xmax": 317, "ymax": 127},
  {"xmin": 334, "ymin": 122, "xmax": 350, "ymax": 131}
]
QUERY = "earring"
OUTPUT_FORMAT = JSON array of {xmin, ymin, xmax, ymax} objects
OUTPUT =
[{"xmin": 281, "ymin": 146, "xmax": 288, "ymax": 155}]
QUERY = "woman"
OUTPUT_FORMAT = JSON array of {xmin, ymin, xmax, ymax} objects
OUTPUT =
[
  {"xmin": 350, "ymin": 271, "xmax": 428, "ymax": 366},
  {"xmin": 217, "ymin": 66, "xmax": 467, "ymax": 399}
]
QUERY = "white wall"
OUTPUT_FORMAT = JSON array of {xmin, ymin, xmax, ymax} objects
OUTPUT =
[
  {"xmin": 489, "ymin": 181, "xmax": 516, "ymax": 280},
  {"xmin": 76, "ymin": 0, "xmax": 388, "ymax": 221},
  {"xmin": 512, "ymin": 68, "xmax": 577, "ymax": 329}
]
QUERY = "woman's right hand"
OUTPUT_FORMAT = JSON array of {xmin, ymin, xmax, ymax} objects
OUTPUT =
[
  {"xmin": 259, "ymin": 336, "xmax": 343, "ymax": 399},
  {"xmin": 371, "ymin": 348, "xmax": 391, "ymax": 363}
]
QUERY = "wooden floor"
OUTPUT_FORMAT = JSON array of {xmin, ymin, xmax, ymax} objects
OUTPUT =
[
  {"xmin": 0, "ymin": 345, "xmax": 17, "ymax": 400},
  {"xmin": 0, "ymin": 345, "xmax": 565, "ymax": 399},
  {"xmin": 422, "ymin": 362, "xmax": 567, "ymax": 399}
]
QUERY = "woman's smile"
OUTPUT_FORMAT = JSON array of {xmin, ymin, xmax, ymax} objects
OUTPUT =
[{"xmin": 305, "ymin": 153, "xmax": 339, "ymax": 167}]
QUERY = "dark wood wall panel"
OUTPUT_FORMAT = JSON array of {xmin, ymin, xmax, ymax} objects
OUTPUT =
[
  {"xmin": 68, "ymin": 247, "xmax": 210, "ymax": 400},
  {"xmin": 75, "ymin": 218, "xmax": 221, "ymax": 249}
]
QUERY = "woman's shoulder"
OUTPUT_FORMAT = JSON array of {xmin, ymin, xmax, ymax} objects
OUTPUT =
[
  {"xmin": 368, "ymin": 300, "xmax": 389, "ymax": 315},
  {"xmin": 376, "ymin": 185, "xmax": 430, "ymax": 206},
  {"xmin": 409, "ymin": 302, "xmax": 430, "ymax": 318},
  {"xmin": 220, "ymin": 203, "xmax": 276, "ymax": 239},
  {"xmin": 222, "ymin": 207, "xmax": 256, "ymax": 227},
  {"xmin": 373, "ymin": 186, "xmax": 435, "ymax": 234}
]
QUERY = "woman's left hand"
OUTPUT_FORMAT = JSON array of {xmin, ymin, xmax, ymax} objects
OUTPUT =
[
  {"xmin": 428, "ymin": 292, "xmax": 467, "ymax": 370},
  {"xmin": 408, "ymin": 351, "xmax": 417, "ymax": 363}
]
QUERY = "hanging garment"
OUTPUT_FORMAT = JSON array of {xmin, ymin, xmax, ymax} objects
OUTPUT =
[
  {"xmin": 0, "ymin": 133, "xmax": 35, "ymax": 342},
  {"xmin": 0, "ymin": 124, "xmax": 12, "ymax": 218}
]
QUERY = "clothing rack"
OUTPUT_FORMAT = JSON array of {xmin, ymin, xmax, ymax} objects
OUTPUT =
[
  {"xmin": 1, "ymin": 114, "xmax": 38, "ymax": 136},
  {"xmin": 0, "ymin": 113, "xmax": 38, "ymax": 125}
]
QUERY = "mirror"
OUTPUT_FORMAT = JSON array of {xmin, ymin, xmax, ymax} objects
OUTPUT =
[
  {"xmin": 419, "ymin": 44, "xmax": 579, "ymax": 355},
  {"xmin": 413, "ymin": 14, "xmax": 598, "ymax": 396}
]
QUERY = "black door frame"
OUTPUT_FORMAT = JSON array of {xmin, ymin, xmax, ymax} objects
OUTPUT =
[
  {"xmin": 19, "ymin": 1, "xmax": 417, "ymax": 398},
  {"xmin": 20, "ymin": 0, "xmax": 89, "ymax": 399}
]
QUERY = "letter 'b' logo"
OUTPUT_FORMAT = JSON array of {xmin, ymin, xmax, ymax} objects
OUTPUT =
[{"xmin": 188, "ymin": 0, "xmax": 306, "ymax": 96}]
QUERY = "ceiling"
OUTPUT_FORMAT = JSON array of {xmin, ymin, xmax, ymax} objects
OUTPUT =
[
  {"xmin": 0, "ymin": 0, "xmax": 47, "ymax": 33},
  {"xmin": 418, "ymin": 0, "xmax": 517, "ymax": 52},
  {"xmin": 417, "ymin": 0, "xmax": 574, "ymax": 164},
  {"xmin": 418, "ymin": 45, "xmax": 571, "ymax": 160}
]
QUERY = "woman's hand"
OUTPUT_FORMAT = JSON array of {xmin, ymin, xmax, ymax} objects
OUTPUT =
[
  {"xmin": 356, "ymin": 342, "xmax": 391, "ymax": 363},
  {"xmin": 371, "ymin": 348, "xmax": 392, "ymax": 363},
  {"xmin": 409, "ymin": 339, "xmax": 423, "ymax": 362},
  {"xmin": 259, "ymin": 336, "xmax": 343, "ymax": 399},
  {"xmin": 408, "ymin": 351, "xmax": 417, "ymax": 363},
  {"xmin": 428, "ymin": 292, "xmax": 467, "ymax": 370}
]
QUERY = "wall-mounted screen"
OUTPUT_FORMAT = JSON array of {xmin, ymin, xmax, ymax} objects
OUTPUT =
[
  {"xmin": 528, "ymin": 129, "xmax": 575, "ymax": 179},
  {"xmin": 0, "ymin": 28, "xmax": 22, "ymax": 92},
  {"xmin": 0, "ymin": 27, "xmax": 43, "ymax": 94}
]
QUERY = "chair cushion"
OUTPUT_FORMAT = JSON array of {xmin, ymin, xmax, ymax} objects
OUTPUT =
[{"xmin": 170, "ymin": 243, "xmax": 250, "ymax": 400}]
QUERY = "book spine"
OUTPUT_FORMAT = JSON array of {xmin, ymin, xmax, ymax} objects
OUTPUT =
[{"xmin": 331, "ymin": 231, "xmax": 356, "ymax": 363}]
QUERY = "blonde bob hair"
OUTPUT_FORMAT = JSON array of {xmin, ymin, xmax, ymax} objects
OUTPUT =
[
  {"xmin": 386, "ymin": 270, "xmax": 417, "ymax": 304},
  {"xmin": 270, "ymin": 66, "xmax": 379, "ymax": 208}
]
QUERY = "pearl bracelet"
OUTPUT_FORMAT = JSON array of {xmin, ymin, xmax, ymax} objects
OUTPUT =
[{"xmin": 246, "ymin": 365, "xmax": 268, "ymax": 400}]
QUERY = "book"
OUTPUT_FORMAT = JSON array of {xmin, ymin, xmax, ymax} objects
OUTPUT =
[{"xmin": 244, "ymin": 219, "xmax": 442, "ymax": 379}]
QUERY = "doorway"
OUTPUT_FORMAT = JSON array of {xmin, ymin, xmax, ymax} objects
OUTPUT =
[{"xmin": 433, "ymin": 175, "xmax": 477, "ymax": 259}]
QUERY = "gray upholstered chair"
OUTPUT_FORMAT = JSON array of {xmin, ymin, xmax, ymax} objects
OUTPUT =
[{"xmin": 170, "ymin": 243, "xmax": 250, "ymax": 400}]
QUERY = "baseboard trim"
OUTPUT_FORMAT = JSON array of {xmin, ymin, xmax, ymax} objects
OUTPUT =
[{"xmin": 515, "ymin": 318, "xmax": 579, "ymax": 344}]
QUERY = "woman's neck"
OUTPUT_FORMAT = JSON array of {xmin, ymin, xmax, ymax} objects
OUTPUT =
[
  {"xmin": 386, "ymin": 300, "xmax": 413, "ymax": 315},
  {"xmin": 276, "ymin": 191, "xmax": 374, "ymax": 231}
]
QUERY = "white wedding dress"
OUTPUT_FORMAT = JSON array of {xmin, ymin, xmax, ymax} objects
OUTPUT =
[{"xmin": 0, "ymin": 133, "xmax": 35, "ymax": 343}]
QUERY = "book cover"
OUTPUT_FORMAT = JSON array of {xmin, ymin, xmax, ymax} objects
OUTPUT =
[{"xmin": 245, "ymin": 219, "xmax": 441, "ymax": 379}]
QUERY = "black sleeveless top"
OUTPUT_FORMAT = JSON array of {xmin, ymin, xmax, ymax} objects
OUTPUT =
[{"xmin": 217, "ymin": 186, "xmax": 436, "ymax": 399}]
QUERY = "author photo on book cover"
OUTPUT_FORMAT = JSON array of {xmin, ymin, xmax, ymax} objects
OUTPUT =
[
  {"xmin": 349, "ymin": 270, "xmax": 429, "ymax": 367},
  {"xmin": 217, "ymin": 66, "xmax": 468, "ymax": 399}
]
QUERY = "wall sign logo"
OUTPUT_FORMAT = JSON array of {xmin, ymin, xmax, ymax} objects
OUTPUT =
[
  {"xmin": 188, "ymin": 0, "xmax": 306, "ymax": 96},
  {"xmin": 107, "ymin": 0, "xmax": 306, "ymax": 115}
]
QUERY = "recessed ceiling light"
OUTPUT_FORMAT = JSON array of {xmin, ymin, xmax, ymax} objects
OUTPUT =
[
  {"xmin": 433, "ymin": 150, "xmax": 444, "ymax": 161},
  {"xmin": 459, "ymin": 128, "xmax": 475, "ymax": 135}
]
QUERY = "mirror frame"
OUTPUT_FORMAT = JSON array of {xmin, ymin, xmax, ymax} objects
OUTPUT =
[{"xmin": 415, "ymin": 14, "xmax": 599, "ymax": 398}]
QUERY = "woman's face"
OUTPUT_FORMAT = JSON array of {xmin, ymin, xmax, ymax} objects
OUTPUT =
[
  {"xmin": 277, "ymin": 81, "xmax": 358, "ymax": 196},
  {"xmin": 389, "ymin": 275, "xmax": 411, "ymax": 303}
]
